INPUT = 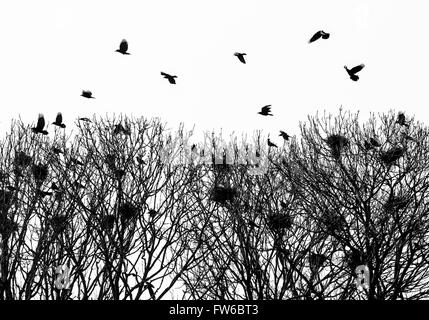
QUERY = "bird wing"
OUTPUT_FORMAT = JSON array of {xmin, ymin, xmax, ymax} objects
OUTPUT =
[
  {"xmin": 37, "ymin": 114, "xmax": 45, "ymax": 129},
  {"xmin": 120, "ymin": 39, "xmax": 128, "ymax": 52},
  {"xmin": 238, "ymin": 54, "xmax": 246, "ymax": 63},
  {"xmin": 161, "ymin": 72, "xmax": 168, "ymax": 77},
  {"xmin": 262, "ymin": 105, "xmax": 271, "ymax": 113},
  {"xmin": 309, "ymin": 31, "xmax": 322, "ymax": 43},
  {"xmin": 350, "ymin": 64, "xmax": 365, "ymax": 74},
  {"xmin": 56, "ymin": 112, "xmax": 62, "ymax": 124},
  {"xmin": 168, "ymin": 77, "xmax": 176, "ymax": 84}
]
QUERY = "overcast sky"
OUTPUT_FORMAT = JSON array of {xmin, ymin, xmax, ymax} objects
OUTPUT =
[{"xmin": 1, "ymin": 0, "xmax": 428, "ymax": 144}]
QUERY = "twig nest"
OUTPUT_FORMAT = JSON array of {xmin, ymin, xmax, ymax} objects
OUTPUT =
[
  {"xmin": 14, "ymin": 151, "xmax": 32, "ymax": 167},
  {"xmin": 32, "ymin": 164, "xmax": 49, "ymax": 182},
  {"xmin": 384, "ymin": 195, "xmax": 410, "ymax": 212},
  {"xmin": 309, "ymin": 253, "xmax": 328, "ymax": 272},
  {"xmin": 380, "ymin": 146, "xmax": 406, "ymax": 165},
  {"xmin": 50, "ymin": 215, "xmax": 68, "ymax": 234},
  {"xmin": 326, "ymin": 134, "xmax": 349, "ymax": 159},
  {"xmin": 101, "ymin": 215, "xmax": 115, "ymax": 230},
  {"xmin": 0, "ymin": 216, "xmax": 19, "ymax": 237},
  {"xmin": 119, "ymin": 202, "xmax": 139, "ymax": 221},
  {"xmin": 267, "ymin": 213, "xmax": 293, "ymax": 230},
  {"xmin": 210, "ymin": 186, "xmax": 237, "ymax": 203}
]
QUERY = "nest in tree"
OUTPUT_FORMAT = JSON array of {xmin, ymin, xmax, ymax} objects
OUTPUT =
[
  {"xmin": 344, "ymin": 249, "xmax": 366, "ymax": 271},
  {"xmin": 326, "ymin": 134, "xmax": 349, "ymax": 158},
  {"xmin": 14, "ymin": 151, "xmax": 32, "ymax": 167},
  {"xmin": 309, "ymin": 253, "xmax": 328, "ymax": 272},
  {"xmin": 322, "ymin": 212, "xmax": 346, "ymax": 234},
  {"xmin": 119, "ymin": 202, "xmax": 139, "ymax": 221},
  {"xmin": 268, "ymin": 213, "xmax": 293, "ymax": 230},
  {"xmin": 0, "ymin": 189, "xmax": 13, "ymax": 211},
  {"xmin": 0, "ymin": 216, "xmax": 19, "ymax": 237},
  {"xmin": 210, "ymin": 186, "xmax": 237, "ymax": 203},
  {"xmin": 32, "ymin": 164, "xmax": 49, "ymax": 182},
  {"xmin": 380, "ymin": 146, "xmax": 406, "ymax": 165},
  {"xmin": 50, "ymin": 216, "xmax": 68, "ymax": 234},
  {"xmin": 384, "ymin": 195, "xmax": 410, "ymax": 213},
  {"xmin": 101, "ymin": 215, "xmax": 115, "ymax": 230}
]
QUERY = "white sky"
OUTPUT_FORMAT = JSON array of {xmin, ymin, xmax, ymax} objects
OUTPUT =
[{"xmin": 1, "ymin": 0, "xmax": 429, "ymax": 143}]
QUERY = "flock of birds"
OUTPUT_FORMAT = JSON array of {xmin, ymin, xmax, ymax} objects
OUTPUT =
[{"xmin": 30, "ymin": 31, "xmax": 367, "ymax": 150}]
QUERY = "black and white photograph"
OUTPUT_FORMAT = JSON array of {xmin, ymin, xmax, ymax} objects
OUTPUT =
[{"xmin": 0, "ymin": 0, "xmax": 429, "ymax": 314}]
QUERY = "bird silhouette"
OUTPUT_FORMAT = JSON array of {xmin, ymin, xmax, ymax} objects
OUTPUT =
[
  {"xmin": 31, "ymin": 114, "xmax": 48, "ymax": 135},
  {"xmin": 52, "ymin": 112, "xmax": 66, "ymax": 128},
  {"xmin": 52, "ymin": 147, "xmax": 63, "ymax": 155},
  {"xmin": 258, "ymin": 105, "xmax": 273, "ymax": 116},
  {"xmin": 115, "ymin": 39, "xmax": 130, "ymax": 55},
  {"xmin": 161, "ymin": 72, "xmax": 177, "ymax": 84},
  {"xmin": 308, "ymin": 30, "xmax": 330, "ymax": 43},
  {"xmin": 234, "ymin": 52, "xmax": 247, "ymax": 64},
  {"xmin": 136, "ymin": 156, "xmax": 146, "ymax": 165},
  {"xmin": 344, "ymin": 64, "xmax": 365, "ymax": 81},
  {"xmin": 279, "ymin": 131, "xmax": 290, "ymax": 141},
  {"xmin": 51, "ymin": 182, "xmax": 59, "ymax": 191},
  {"xmin": 396, "ymin": 112, "xmax": 409, "ymax": 127},
  {"xmin": 267, "ymin": 138, "xmax": 278, "ymax": 148},
  {"xmin": 79, "ymin": 117, "xmax": 92, "ymax": 122},
  {"xmin": 81, "ymin": 90, "xmax": 95, "ymax": 99},
  {"xmin": 370, "ymin": 137, "xmax": 381, "ymax": 147}
]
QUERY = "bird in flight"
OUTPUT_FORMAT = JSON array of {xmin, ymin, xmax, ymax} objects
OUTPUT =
[
  {"xmin": 258, "ymin": 105, "xmax": 273, "ymax": 116},
  {"xmin": 31, "ymin": 114, "xmax": 48, "ymax": 135},
  {"xmin": 308, "ymin": 30, "xmax": 330, "ymax": 43},
  {"xmin": 81, "ymin": 90, "xmax": 95, "ymax": 99},
  {"xmin": 344, "ymin": 64, "xmax": 365, "ymax": 81},
  {"xmin": 268, "ymin": 138, "xmax": 278, "ymax": 148},
  {"xmin": 396, "ymin": 112, "xmax": 409, "ymax": 127},
  {"xmin": 161, "ymin": 72, "xmax": 177, "ymax": 84},
  {"xmin": 52, "ymin": 112, "xmax": 66, "ymax": 128},
  {"xmin": 116, "ymin": 39, "xmax": 130, "ymax": 55},
  {"xmin": 279, "ymin": 131, "xmax": 290, "ymax": 141},
  {"xmin": 234, "ymin": 52, "xmax": 247, "ymax": 64}
]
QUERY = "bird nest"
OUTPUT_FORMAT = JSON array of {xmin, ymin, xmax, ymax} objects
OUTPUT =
[
  {"xmin": 0, "ymin": 190, "xmax": 13, "ymax": 211},
  {"xmin": 326, "ymin": 134, "xmax": 349, "ymax": 158},
  {"xmin": 0, "ymin": 217, "xmax": 19, "ymax": 237},
  {"xmin": 267, "ymin": 213, "xmax": 293, "ymax": 230},
  {"xmin": 210, "ymin": 186, "xmax": 237, "ymax": 203},
  {"xmin": 384, "ymin": 195, "xmax": 410, "ymax": 213},
  {"xmin": 119, "ymin": 202, "xmax": 139, "ymax": 221},
  {"xmin": 14, "ymin": 151, "xmax": 32, "ymax": 168},
  {"xmin": 50, "ymin": 216, "xmax": 68, "ymax": 234},
  {"xmin": 101, "ymin": 215, "xmax": 115, "ymax": 230},
  {"xmin": 309, "ymin": 253, "xmax": 328, "ymax": 272},
  {"xmin": 32, "ymin": 164, "xmax": 49, "ymax": 182},
  {"xmin": 380, "ymin": 146, "xmax": 406, "ymax": 165}
]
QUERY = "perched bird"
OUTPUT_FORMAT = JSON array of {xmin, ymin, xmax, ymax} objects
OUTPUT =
[
  {"xmin": 258, "ymin": 105, "xmax": 273, "ymax": 116},
  {"xmin": 364, "ymin": 140, "xmax": 373, "ymax": 151},
  {"xmin": 52, "ymin": 147, "xmax": 63, "ymax": 155},
  {"xmin": 279, "ymin": 131, "xmax": 290, "ymax": 141},
  {"xmin": 136, "ymin": 156, "xmax": 146, "ymax": 165},
  {"xmin": 113, "ymin": 123, "xmax": 131, "ymax": 135},
  {"xmin": 52, "ymin": 112, "xmax": 66, "ymax": 128},
  {"xmin": 309, "ymin": 253, "xmax": 328, "ymax": 272},
  {"xmin": 115, "ymin": 39, "xmax": 130, "ymax": 55},
  {"xmin": 344, "ymin": 64, "xmax": 365, "ymax": 81},
  {"xmin": 369, "ymin": 137, "xmax": 381, "ymax": 147},
  {"xmin": 31, "ymin": 114, "xmax": 49, "ymax": 135},
  {"xmin": 81, "ymin": 90, "xmax": 95, "ymax": 99},
  {"xmin": 51, "ymin": 182, "xmax": 59, "ymax": 191},
  {"xmin": 396, "ymin": 112, "xmax": 409, "ymax": 127},
  {"xmin": 308, "ymin": 30, "xmax": 330, "ymax": 43},
  {"xmin": 234, "ymin": 52, "xmax": 247, "ymax": 64},
  {"xmin": 268, "ymin": 138, "xmax": 278, "ymax": 148},
  {"xmin": 161, "ymin": 72, "xmax": 177, "ymax": 84},
  {"xmin": 148, "ymin": 209, "xmax": 157, "ymax": 218},
  {"xmin": 79, "ymin": 117, "xmax": 92, "ymax": 122}
]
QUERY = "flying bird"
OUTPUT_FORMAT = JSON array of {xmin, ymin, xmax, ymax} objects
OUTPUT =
[
  {"xmin": 81, "ymin": 90, "xmax": 95, "ymax": 99},
  {"xmin": 31, "ymin": 114, "xmax": 48, "ymax": 135},
  {"xmin": 344, "ymin": 64, "xmax": 365, "ymax": 81},
  {"xmin": 279, "ymin": 131, "xmax": 290, "ymax": 141},
  {"xmin": 268, "ymin": 138, "xmax": 278, "ymax": 148},
  {"xmin": 52, "ymin": 112, "xmax": 66, "ymax": 128},
  {"xmin": 258, "ymin": 105, "xmax": 273, "ymax": 116},
  {"xmin": 308, "ymin": 30, "xmax": 330, "ymax": 43},
  {"xmin": 234, "ymin": 52, "xmax": 247, "ymax": 64},
  {"xmin": 161, "ymin": 72, "xmax": 177, "ymax": 84},
  {"xmin": 115, "ymin": 39, "xmax": 130, "ymax": 55}
]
